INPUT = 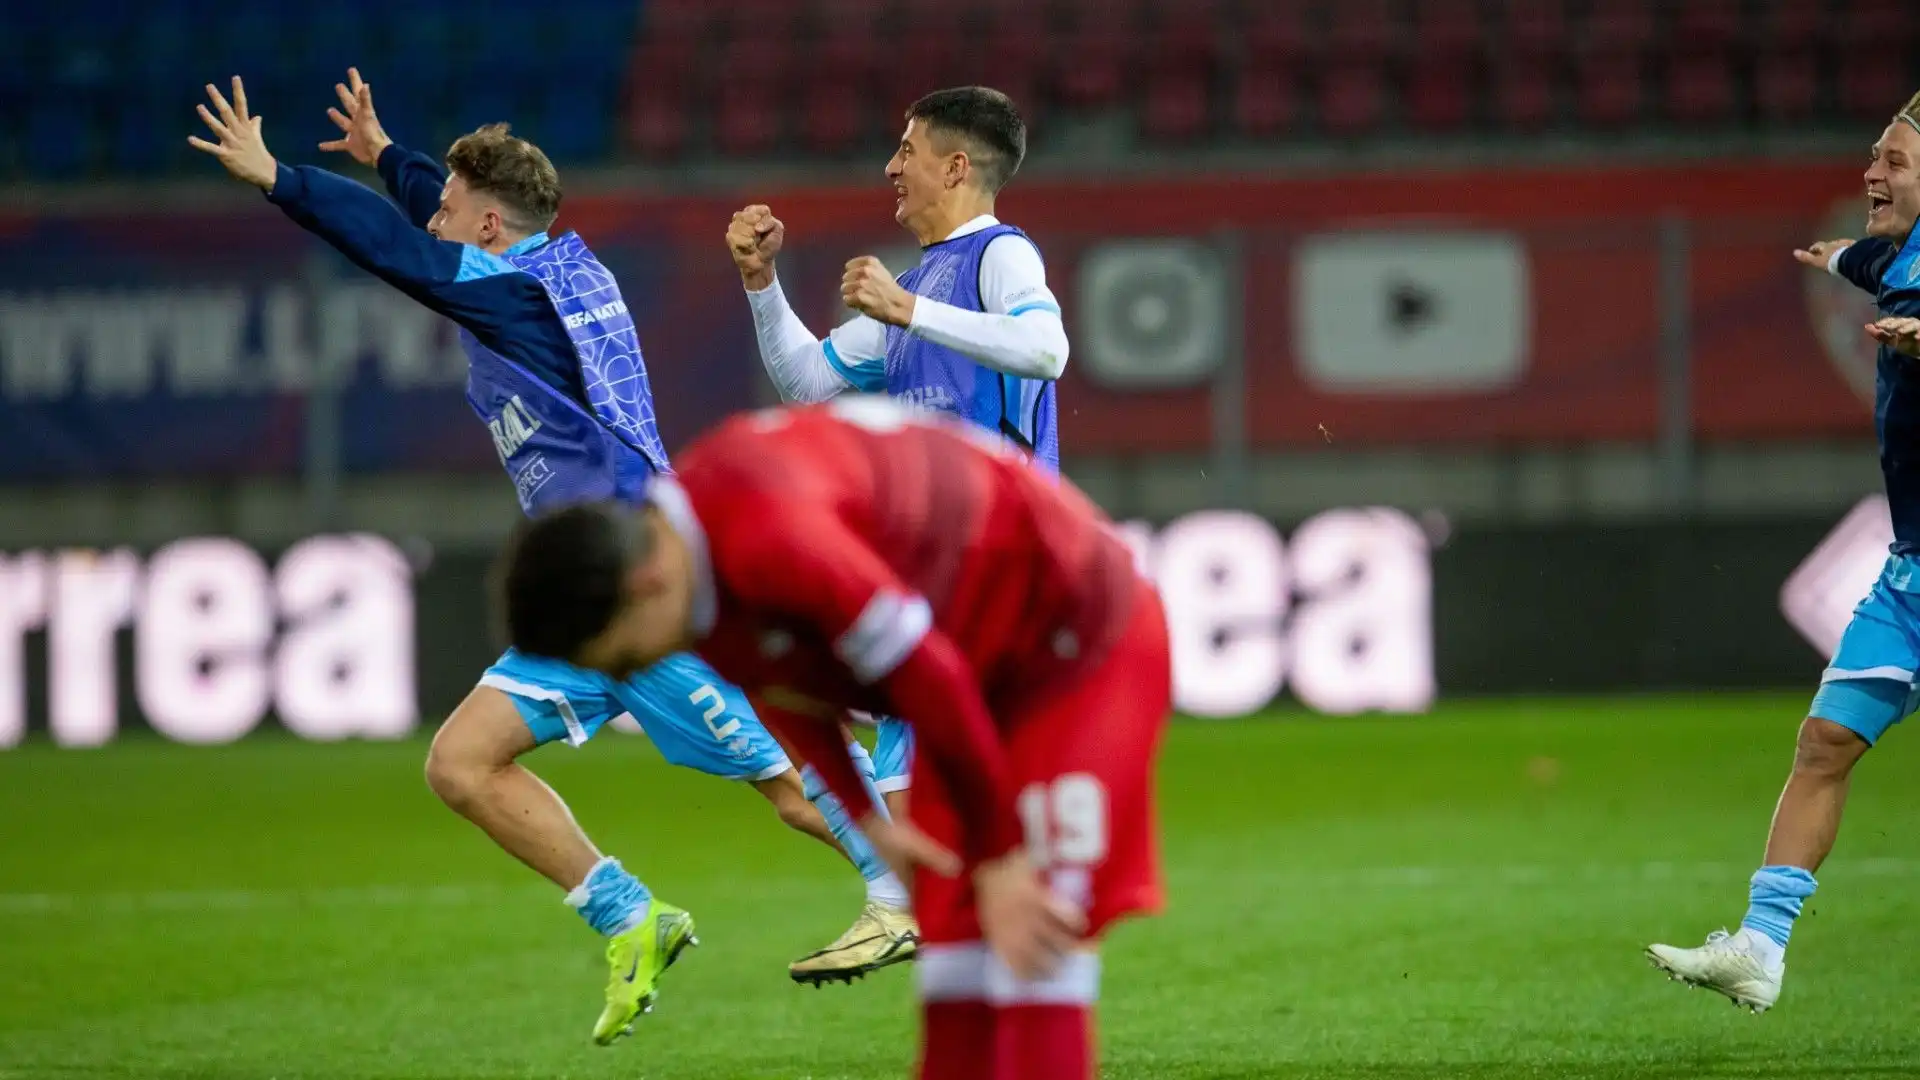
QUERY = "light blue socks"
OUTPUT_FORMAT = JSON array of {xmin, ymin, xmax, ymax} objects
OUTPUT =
[
  {"xmin": 565, "ymin": 856, "xmax": 652, "ymax": 936},
  {"xmin": 803, "ymin": 740, "xmax": 911, "ymax": 908},
  {"xmin": 1741, "ymin": 865, "xmax": 1818, "ymax": 948}
]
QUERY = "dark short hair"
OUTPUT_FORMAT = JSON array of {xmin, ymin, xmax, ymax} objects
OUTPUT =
[
  {"xmin": 906, "ymin": 86, "xmax": 1027, "ymax": 193},
  {"xmin": 445, "ymin": 123, "xmax": 563, "ymax": 233},
  {"xmin": 495, "ymin": 502, "xmax": 647, "ymax": 660}
]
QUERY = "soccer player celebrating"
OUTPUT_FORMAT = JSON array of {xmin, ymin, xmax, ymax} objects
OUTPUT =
[
  {"xmin": 1647, "ymin": 90, "xmax": 1920, "ymax": 1012},
  {"xmin": 725, "ymin": 87, "xmax": 1068, "ymax": 981},
  {"xmin": 188, "ymin": 74, "xmax": 907, "ymax": 1041},
  {"xmin": 498, "ymin": 399, "xmax": 1170, "ymax": 1080}
]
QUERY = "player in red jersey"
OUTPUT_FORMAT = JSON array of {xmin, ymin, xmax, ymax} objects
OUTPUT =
[{"xmin": 495, "ymin": 397, "xmax": 1170, "ymax": 1080}]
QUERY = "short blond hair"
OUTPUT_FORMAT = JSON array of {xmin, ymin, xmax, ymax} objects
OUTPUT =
[{"xmin": 445, "ymin": 123, "xmax": 562, "ymax": 233}]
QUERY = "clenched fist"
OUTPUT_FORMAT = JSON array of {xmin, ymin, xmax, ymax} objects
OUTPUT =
[
  {"xmin": 728, "ymin": 205, "xmax": 785, "ymax": 289},
  {"xmin": 842, "ymin": 256, "xmax": 916, "ymax": 327},
  {"xmin": 1869, "ymin": 316, "xmax": 1920, "ymax": 359}
]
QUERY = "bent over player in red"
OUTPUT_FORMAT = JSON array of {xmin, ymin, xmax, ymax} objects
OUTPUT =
[{"xmin": 496, "ymin": 398, "xmax": 1171, "ymax": 1080}]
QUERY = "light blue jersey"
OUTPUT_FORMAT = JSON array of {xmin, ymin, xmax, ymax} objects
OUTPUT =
[{"xmin": 457, "ymin": 232, "xmax": 787, "ymax": 779}]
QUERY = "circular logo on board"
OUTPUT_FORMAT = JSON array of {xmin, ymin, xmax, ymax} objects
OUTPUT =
[{"xmin": 1803, "ymin": 192, "xmax": 1882, "ymax": 407}]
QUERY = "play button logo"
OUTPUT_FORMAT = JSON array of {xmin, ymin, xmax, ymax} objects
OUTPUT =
[{"xmin": 1294, "ymin": 231, "xmax": 1529, "ymax": 394}]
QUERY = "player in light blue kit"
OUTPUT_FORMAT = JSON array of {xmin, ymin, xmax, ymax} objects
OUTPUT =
[
  {"xmin": 726, "ymin": 87, "xmax": 1069, "ymax": 983},
  {"xmin": 1647, "ymin": 88, "xmax": 1920, "ymax": 1013},
  {"xmin": 189, "ymin": 69, "xmax": 906, "ymax": 1040}
]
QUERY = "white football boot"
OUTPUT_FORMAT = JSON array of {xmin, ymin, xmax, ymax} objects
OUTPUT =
[{"xmin": 1646, "ymin": 928, "xmax": 1783, "ymax": 1013}]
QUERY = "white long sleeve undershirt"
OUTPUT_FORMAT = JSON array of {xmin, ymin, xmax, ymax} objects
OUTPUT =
[{"xmin": 742, "ymin": 216, "xmax": 1069, "ymax": 402}]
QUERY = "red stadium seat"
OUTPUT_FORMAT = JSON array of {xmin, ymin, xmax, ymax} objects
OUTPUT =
[
  {"xmin": 1579, "ymin": 0, "xmax": 1657, "ymax": 54},
  {"xmin": 624, "ymin": 43, "xmax": 697, "ymax": 158},
  {"xmin": 1574, "ymin": 50, "xmax": 1645, "ymax": 129},
  {"xmin": 716, "ymin": 0, "xmax": 806, "ymax": 40},
  {"xmin": 815, "ymin": 0, "xmax": 893, "ymax": 33},
  {"xmin": 1665, "ymin": 49, "xmax": 1738, "ymax": 127},
  {"xmin": 1318, "ymin": 60, "xmax": 1389, "ymax": 137},
  {"xmin": 1325, "ymin": 0, "xmax": 1405, "ymax": 62},
  {"xmin": 1755, "ymin": 1, "xmax": 1825, "ymax": 51},
  {"xmin": 1140, "ymin": 68, "xmax": 1211, "ymax": 142},
  {"xmin": 1411, "ymin": 0, "xmax": 1483, "ymax": 61},
  {"xmin": 1836, "ymin": 0, "xmax": 1915, "ymax": 52},
  {"xmin": 1838, "ymin": 54, "xmax": 1913, "ymax": 121},
  {"xmin": 1754, "ymin": 51, "xmax": 1820, "ymax": 126},
  {"xmin": 644, "ymin": 0, "xmax": 718, "ymax": 43},
  {"xmin": 1233, "ymin": 67, "xmax": 1300, "ymax": 138},
  {"xmin": 1242, "ymin": 3, "xmax": 1309, "ymax": 68},
  {"xmin": 1489, "ymin": 57, "xmax": 1555, "ymax": 131},
  {"xmin": 1405, "ymin": 54, "xmax": 1476, "ymax": 132},
  {"xmin": 1501, "ymin": 0, "xmax": 1567, "ymax": 60},
  {"xmin": 713, "ymin": 36, "xmax": 791, "ymax": 155},
  {"xmin": 1052, "ymin": 30, "xmax": 1135, "ymax": 110},
  {"xmin": 968, "ymin": 33, "xmax": 1045, "ymax": 127},
  {"xmin": 1670, "ymin": 0, "xmax": 1746, "ymax": 52},
  {"xmin": 879, "ymin": 40, "xmax": 964, "ymax": 111},
  {"xmin": 801, "ymin": 33, "xmax": 878, "ymax": 154}
]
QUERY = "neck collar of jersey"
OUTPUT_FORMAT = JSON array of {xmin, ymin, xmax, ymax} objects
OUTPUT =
[
  {"xmin": 504, "ymin": 231, "xmax": 551, "ymax": 257},
  {"xmin": 938, "ymin": 214, "xmax": 999, "ymax": 244},
  {"xmin": 647, "ymin": 477, "xmax": 717, "ymax": 637}
]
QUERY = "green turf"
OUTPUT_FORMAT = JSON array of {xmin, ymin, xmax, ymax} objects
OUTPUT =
[{"xmin": 2, "ymin": 693, "xmax": 1918, "ymax": 1079}]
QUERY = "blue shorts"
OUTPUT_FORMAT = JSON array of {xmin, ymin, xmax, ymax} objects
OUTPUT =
[
  {"xmin": 853, "ymin": 713, "xmax": 914, "ymax": 794},
  {"xmin": 480, "ymin": 649, "xmax": 792, "ymax": 781},
  {"xmin": 1810, "ymin": 557, "xmax": 1920, "ymax": 745}
]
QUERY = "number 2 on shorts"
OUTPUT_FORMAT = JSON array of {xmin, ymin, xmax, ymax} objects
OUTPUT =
[{"xmin": 687, "ymin": 684, "xmax": 742, "ymax": 741}]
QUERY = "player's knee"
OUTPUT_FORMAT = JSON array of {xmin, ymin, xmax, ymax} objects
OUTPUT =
[
  {"xmin": 761, "ymin": 771, "xmax": 819, "ymax": 833},
  {"xmin": 426, "ymin": 689, "xmax": 530, "ymax": 811},
  {"xmin": 1793, "ymin": 716, "xmax": 1869, "ymax": 780},
  {"xmin": 423, "ymin": 730, "xmax": 484, "ymax": 811}
]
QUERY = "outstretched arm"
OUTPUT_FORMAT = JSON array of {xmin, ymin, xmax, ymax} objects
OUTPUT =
[
  {"xmin": 1797, "ymin": 237, "xmax": 1901, "ymax": 297},
  {"xmin": 319, "ymin": 69, "xmax": 444, "ymax": 229}
]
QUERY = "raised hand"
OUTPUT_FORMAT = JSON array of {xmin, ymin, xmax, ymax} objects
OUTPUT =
[
  {"xmin": 842, "ymin": 255, "xmax": 916, "ymax": 326},
  {"xmin": 188, "ymin": 76, "xmax": 278, "ymax": 190},
  {"xmin": 727, "ymin": 204, "xmax": 786, "ymax": 289},
  {"xmin": 1793, "ymin": 238, "xmax": 1855, "ymax": 269},
  {"xmin": 318, "ymin": 67, "xmax": 393, "ymax": 168}
]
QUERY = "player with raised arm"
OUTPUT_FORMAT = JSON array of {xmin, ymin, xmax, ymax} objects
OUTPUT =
[
  {"xmin": 725, "ymin": 87, "xmax": 1068, "ymax": 983},
  {"xmin": 1647, "ymin": 90, "xmax": 1920, "ymax": 1013},
  {"xmin": 187, "ymin": 72, "xmax": 907, "ymax": 1042},
  {"xmin": 497, "ymin": 398, "xmax": 1169, "ymax": 1080}
]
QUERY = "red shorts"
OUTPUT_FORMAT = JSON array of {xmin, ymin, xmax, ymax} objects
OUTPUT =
[{"xmin": 910, "ymin": 584, "xmax": 1171, "ymax": 945}]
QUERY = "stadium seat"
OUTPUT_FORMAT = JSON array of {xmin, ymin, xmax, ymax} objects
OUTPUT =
[
  {"xmin": 1488, "ymin": 57, "xmax": 1556, "ymax": 131},
  {"xmin": 624, "ymin": 45, "xmax": 698, "ymax": 159},
  {"xmin": 1232, "ymin": 9, "xmax": 1306, "ymax": 138},
  {"xmin": 1052, "ymin": 30, "xmax": 1136, "ymax": 110},
  {"xmin": 714, "ymin": 36, "xmax": 792, "ymax": 155},
  {"xmin": 799, "ymin": 34, "xmax": 879, "ymax": 154},
  {"xmin": 1411, "ymin": 0, "xmax": 1483, "ymax": 61},
  {"xmin": 967, "ymin": 32, "xmax": 1045, "ymax": 120},
  {"xmin": 1140, "ymin": 67, "xmax": 1211, "ymax": 142},
  {"xmin": 644, "ymin": 0, "xmax": 720, "ymax": 42},
  {"xmin": 25, "ymin": 99, "xmax": 91, "ymax": 179},
  {"xmin": 1665, "ymin": 49, "xmax": 1739, "ymax": 127},
  {"xmin": 1754, "ymin": 0, "xmax": 1825, "ymax": 51},
  {"xmin": 1317, "ymin": 60, "xmax": 1389, "ymax": 138},
  {"xmin": 1405, "ymin": 54, "xmax": 1477, "ymax": 132},
  {"xmin": 1325, "ymin": 0, "xmax": 1405, "ymax": 62},
  {"xmin": 1835, "ymin": 0, "xmax": 1914, "ymax": 52},
  {"xmin": 879, "ymin": 40, "xmax": 965, "ymax": 112},
  {"xmin": 1500, "ymin": 0, "xmax": 1568, "ymax": 60},
  {"xmin": 1580, "ymin": 0, "xmax": 1657, "ymax": 54},
  {"xmin": 1753, "ymin": 51, "xmax": 1821, "ymax": 127},
  {"xmin": 1669, "ymin": 0, "xmax": 1747, "ymax": 52},
  {"xmin": 1837, "ymin": 54, "xmax": 1913, "ymax": 121},
  {"xmin": 1574, "ymin": 50, "xmax": 1646, "ymax": 129}
]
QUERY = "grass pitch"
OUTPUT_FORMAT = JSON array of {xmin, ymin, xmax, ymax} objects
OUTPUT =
[{"xmin": 2, "ymin": 693, "xmax": 1918, "ymax": 1079}]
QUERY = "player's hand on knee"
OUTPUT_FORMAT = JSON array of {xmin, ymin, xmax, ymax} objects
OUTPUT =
[
  {"xmin": 728, "ymin": 205, "xmax": 785, "ymax": 285},
  {"xmin": 1868, "ymin": 316, "xmax": 1920, "ymax": 358},
  {"xmin": 1793, "ymin": 238, "xmax": 1854, "ymax": 268},
  {"xmin": 974, "ymin": 853, "xmax": 1087, "ymax": 981},
  {"xmin": 842, "ymin": 256, "xmax": 915, "ymax": 326},
  {"xmin": 318, "ymin": 67, "xmax": 392, "ymax": 168},
  {"xmin": 860, "ymin": 813, "xmax": 960, "ymax": 881}
]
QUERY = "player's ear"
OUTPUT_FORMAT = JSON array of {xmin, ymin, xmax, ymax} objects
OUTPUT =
[{"xmin": 946, "ymin": 150, "xmax": 968, "ymax": 191}]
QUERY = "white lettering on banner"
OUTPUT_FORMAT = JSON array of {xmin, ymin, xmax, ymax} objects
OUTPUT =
[
  {"xmin": 0, "ymin": 287, "xmax": 469, "ymax": 403},
  {"xmin": 137, "ymin": 539, "xmax": 273, "ymax": 745},
  {"xmin": 0, "ymin": 554, "xmax": 48, "ymax": 748},
  {"xmin": 50, "ymin": 550, "xmax": 140, "ymax": 748},
  {"xmin": 1130, "ymin": 508, "xmax": 1436, "ymax": 717},
  {"xmin": 0, "ymin": 536, "xmax": 418, "ymax": 747},
  {"xmin": 274, "ymin": 536, "xmax": 416, "ymax": 740}
]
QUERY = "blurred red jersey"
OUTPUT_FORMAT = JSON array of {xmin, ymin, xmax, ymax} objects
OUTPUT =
[{"xmin": 648, "ymin": 399, "xmax": 1150, "ymax": 859}]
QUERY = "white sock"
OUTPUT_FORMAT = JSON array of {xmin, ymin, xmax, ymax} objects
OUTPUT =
[
  {"xmin": 866, "ymin": 871, "xmax": 910, "ymax": 909},
  {"xmin": 1739, "ymin": 927, "xmax": 1786, "ymax": 969}
]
